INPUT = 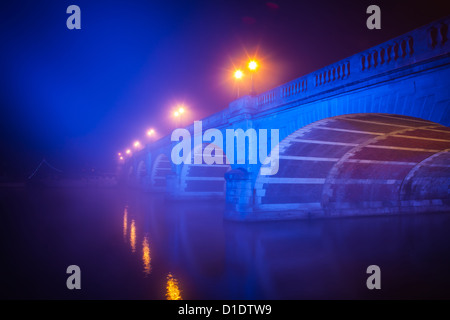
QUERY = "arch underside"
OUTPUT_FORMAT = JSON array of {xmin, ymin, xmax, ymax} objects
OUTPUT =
[
  {"xmin": 151, "ymin": 154, "xmax": 171, "ymax": 191},
  {"xmin": 136, "ymin": 159, "xmax": 151, "ymax": 190},
  {"xmin": 180, "ymin": 143, "xmax": 231, "ymax": 198},
  {"xmin": 255, "ymin": 113, "xmax": 450, "ymax": 218},
  {"xmin": 137, "ymin": 160, "xmax": 146, "ymax": 177}
]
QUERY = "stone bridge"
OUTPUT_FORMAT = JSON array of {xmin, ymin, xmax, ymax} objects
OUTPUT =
[{"xmin": 121, "ymin": 16, "xmax": 450, "ymax": 221}]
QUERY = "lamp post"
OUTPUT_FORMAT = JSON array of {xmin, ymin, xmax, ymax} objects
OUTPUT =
[
  {"xmin": 173, "ymin": 111, "xmax": 180, "ymax": 127},
  {"xmin": 178, "ymin": 107, "xmax": 185, "ymax": 126},
  {"xmin": 173, "ymin": 106, "xmax": 186, "ymax": 127},
  {"xmin": 147, "ymin": 128, "xmax": 155, "ymax": 143},
  {"xmin": 248, "ymin": 60, "xmax": 258, "ymax": 95},
  {"xmin": 234, "ymin": 69, "xmax": 243, "ymax": 98}
]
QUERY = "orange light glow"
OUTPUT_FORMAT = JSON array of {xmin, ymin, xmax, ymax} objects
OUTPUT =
[
  {"xmin": 126, "ymin": 149, "xmax": 131, "ymax": 155},
  {"xmin": 147, "ymin": 129, "xmax": 155, "ymax": 136},
  {"xmin": 234, "ymin": 69, "xmax": 243, "ymax": 79},
  {"xmin": 142, "ymin": 236, "xmax": 151, "ymax": 276},
  {"xmin": 166, "ymin": 273, "xmax": 182, "ymax": 300},
  {"xmin": 133, "ymin": 141, "xmax": 141, "ymax": 148},
  {"xmin": 119, "ymin": 156, "xmax": 124, "ymax": 160},
  {"xmin": 178, "ymin": 107, "xmax": 185, "ymax": 114},
  {"xmin": 248, "ymin": 60, "xmax": 258, "ymax": 71},
  {"xmin": 174, "ymin": 111, "xmax": 179, "ymax": 117},
  {"xmin": 130, "ymin": 219, "xmax": 136, "ymax": 253}
]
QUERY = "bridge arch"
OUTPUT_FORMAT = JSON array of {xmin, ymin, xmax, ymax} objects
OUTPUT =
[
  {"xmin": 136, "ymin": 159, "xmax": 148, "ymax": 189},
  {"xmin": 254, "ymin": 113, "xmax": 450, "ymax": 218},
  {"xmin": 150, "ymin": 153, "xmax": 171, "ymax": 192},
  {"xmin": 179, "ymin": 143, "xmax": 231, "ymax": 198},
  {"xmin": 137, "ymin": 160, "xmax": 146, "ymax": 177}
]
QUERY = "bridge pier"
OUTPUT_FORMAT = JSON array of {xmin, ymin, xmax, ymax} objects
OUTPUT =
[
  {"xmin": 165, "ymin": 172, "xmax": 184, "ymax": 199},
  {"xmin": 224, "ymin": 169, "xmax": 254, "ymax": 219}
]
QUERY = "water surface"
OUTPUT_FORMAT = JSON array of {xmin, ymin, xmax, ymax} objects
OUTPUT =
[{"xmin": 1, "ymin": 187, "xmax": 450, "ymax": 299}]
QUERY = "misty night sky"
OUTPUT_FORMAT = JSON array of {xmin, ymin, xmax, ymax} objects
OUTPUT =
[{"xmin": 0, "ymin": 0, "xmax": 449, "ymax": 176}]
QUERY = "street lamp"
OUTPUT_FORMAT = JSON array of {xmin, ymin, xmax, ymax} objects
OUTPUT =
[
  {"xmin": 178, "ymin": 106, "xmax": 185, "ymax": 126},
  {"xmin": 133, "ymin": 141, "xmax": 141, "ymax": 149},
  {"xmin": 234, "ymin": 69, "xmax": 243, "ymax": 98},
  {"xmin": 173, "ymin": 111, "xmax": 180, "ymax": 128},
  {"xmin": 147, "ymin": 128, "xmax": 155, "ymax": 143},
  {"xmin": 173, "ymin": 106, "xmax": 186, "ymax": 127},
  {"xmin": 248, "ymin": 60, "xmax": 258, "ymax": 95},
  {"xmin": 126, "ymin": 149, "xmax": 131, "ymax": 155}
]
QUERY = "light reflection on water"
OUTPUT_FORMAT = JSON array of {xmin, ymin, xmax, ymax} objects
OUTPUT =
[
  {"xmin": 142, "ymin": 235, "xmax": 151, "ymax": 276},
  {"xmin": 130, "ymin": 219, "xmax": 136, "ymax": 253},
  {"xmin": 2, "ymin": 188, "xmax": 450, "ymax": 299},
  {"xmin": 120, "ymin": 190, "xmax": 450, "ymax": 300},
  {"xmin": 166, "ymin": 273, "xmax": 182, "ymax": 300}
]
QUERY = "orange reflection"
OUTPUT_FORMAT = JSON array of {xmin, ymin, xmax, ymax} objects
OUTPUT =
[
  {"xmin": 166, "ymin": 273, "xmax": 182, "ymax": 300},
  {"xmin": 142, "ymin": 236, "xmax": 151, "ymax": 276},
  {"xmin": 130, "ymin": 219, "xmax": 136, "ymax": 253},
  {"xmin": 123, "ymin": 207, "xmax": 128, "ymax": 241}
]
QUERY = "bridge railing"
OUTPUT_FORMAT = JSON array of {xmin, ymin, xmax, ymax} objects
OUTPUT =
[
  {"xmin": 137, "ymin": 16, "xmax": 449, "ymax": 156},
  {"xmin": 255, "ymin": 16, "xmax": 450, "ymax": 110}
]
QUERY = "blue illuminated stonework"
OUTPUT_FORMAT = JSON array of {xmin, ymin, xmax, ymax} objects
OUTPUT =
[{"xmin": 123, "ymin": 16, "xmax": 450, "ymax": 221}]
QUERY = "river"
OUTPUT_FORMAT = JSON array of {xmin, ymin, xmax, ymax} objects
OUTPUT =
[{"xmin": 1, "ymin": 187, "xmax": 450, "ymax": 299}]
